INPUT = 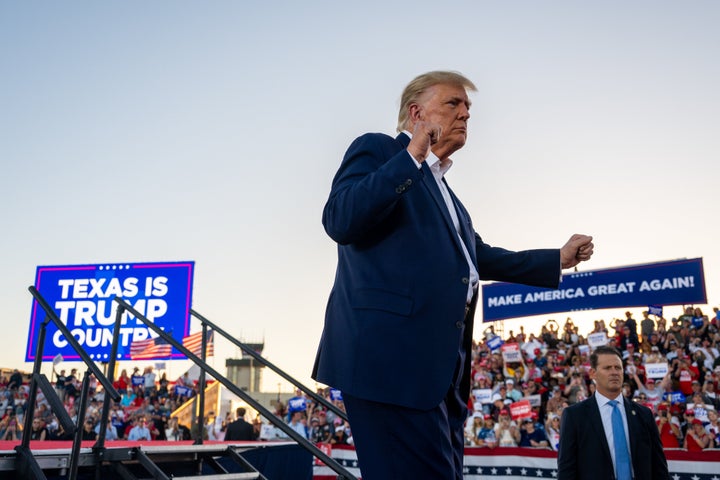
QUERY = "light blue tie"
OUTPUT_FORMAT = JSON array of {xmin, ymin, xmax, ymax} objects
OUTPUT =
[{"xmin": 609, "ymin": 400, "xmax": 632, "ymax": 480}]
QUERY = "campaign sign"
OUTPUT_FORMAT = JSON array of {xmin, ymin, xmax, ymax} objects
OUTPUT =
[
  {"xmin": 527, "ymin": 394, "xmax": 542, "ymax": 408},
  {"xmin": 587, "ymin": 332, "xmax": 609, "ymax": 349},
  {"xmin": 174, "ymin": 385, "xmax": 193, "ymax": 397},
  {"xmin": 689, "ymin": 403, "xmax": 710, "ymax": 423},
  {"xmin": 481, "ymin": 258, "xmax": 706, "ymax": 322},
  {"xmin": 27, "ymin": 261, "xmax": 194, "ymax": 362},
  {"xmin": 288, "ymin": 396, "xmax": 308, "ymax": 413},
  {"xmin": 664, "ymin": 391, "xmax": 686, "ymax": 405},
  {"xmin": 472, "ymin": 388, "xmax": 493, "ymax": 405},
  {"xmin": 509, "ymin": 400, "xmax": 532, "ymax": 420},
  {"xmin": 645, "ymin": 362, "xmax": 669, "ymax": 379},
  {"xmin": 486, "ymin": 335, "xmax": 504, "ymax": 351},
  {"xmin": 501, "ymin": 344, "xmax": 522, "ymax": 363}
]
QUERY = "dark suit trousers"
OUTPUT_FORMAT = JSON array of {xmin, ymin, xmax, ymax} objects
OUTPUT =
[{"xmin": 343, "ymin": 381, "xmax": 467, "ymax": 480}]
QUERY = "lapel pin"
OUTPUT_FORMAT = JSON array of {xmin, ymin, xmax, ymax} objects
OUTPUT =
[{"xmin": 631, "ymin": 410, "xmax": 636, "ymax": 416}]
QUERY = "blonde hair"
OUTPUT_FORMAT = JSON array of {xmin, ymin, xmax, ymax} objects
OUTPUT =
[{"xmin": 396, "ymin": 71, "xmax": 477, "ymax": 132}]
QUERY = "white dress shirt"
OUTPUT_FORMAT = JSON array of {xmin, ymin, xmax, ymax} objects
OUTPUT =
[
  {"xmin": 404, "ymin": 131, "xmax": 479, "ymax": 303},
  {"xmin": 595, "ymin": 391, "xmax": 634, "ymax": 478}
]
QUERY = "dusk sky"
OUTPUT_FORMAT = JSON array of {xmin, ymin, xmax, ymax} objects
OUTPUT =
[{"xmin": 2, "ymin": 1, "xmax": 718, "ymax": 391}]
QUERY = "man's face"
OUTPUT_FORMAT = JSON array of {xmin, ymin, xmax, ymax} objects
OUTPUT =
[
  {"xmin": 412, "ymin": 83, "xmax": 471, "ymax": 159},
  {"xmin": 590, "ymin": 353, "xmax": 624, "ymax": 397}
]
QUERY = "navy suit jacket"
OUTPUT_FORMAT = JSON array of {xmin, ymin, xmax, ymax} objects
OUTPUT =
[
  {"xmin": 312, "ymin": 132, "xmax": 560, "ymax": 410},
  {"xmin": 557, "ymin": 395, "xmax": 669, "ymax": 480}
]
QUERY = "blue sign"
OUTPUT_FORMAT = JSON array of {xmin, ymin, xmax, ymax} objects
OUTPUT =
[
  {"xmin": 663, "ymin": 391, "xmax": 687, "ymax": 405},
  {"xmin": 288, "ymin": 396, "xmax": 308, "ymax": 413},
  {"xmin": 27, "ymin": 261, "xmax": 195, "ymax": 362},
  {"xmin": 174, "ymin": 385, "xmax": 193, "ymax": 397},
  {"xmin": 481, "ymin": 258, "xmax": 706, "ymax": 322},
  {"xmin": 486, "ymin": 335, "xmax": 504, "ymax": 351}
]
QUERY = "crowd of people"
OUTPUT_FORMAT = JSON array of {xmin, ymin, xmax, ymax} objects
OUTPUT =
[
  {"xmin": 236, "ymin": 305, "xmax": 720, "ymax": 453},
  {"xmin": 464, "ymin": 306, "xmax": 720, "ymax": 452},
  {"xmin": 1, "ymin": 306, "xmax": 719, "ymax": 453},
  {"xmin": 0, "ymin": 365, "xmax": 207, "ymax": 442}
]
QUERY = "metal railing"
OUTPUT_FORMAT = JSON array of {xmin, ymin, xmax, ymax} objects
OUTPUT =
[
  {"xmin": 18, "ymin": 286, "xmax": 356, "ymax": 479},
  {"xmin": 21, "ymin": 287, "xmax": 122, "ymax": 480},
  {"xmin": 113, "ymin": 297, "xmax": 358, "ymax": 480},
  {"xmin": 189, "ymin": 308, "xmax": 348, "ymax": 423}
]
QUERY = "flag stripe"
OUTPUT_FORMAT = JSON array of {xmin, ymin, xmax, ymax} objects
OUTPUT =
[
  {"xmin": 182, "ymin": 330, "xmax": 214, "ymax": 357},
  {"xmin": 129, "ymin": 337, "xmax": 172, "ymax": 360}
]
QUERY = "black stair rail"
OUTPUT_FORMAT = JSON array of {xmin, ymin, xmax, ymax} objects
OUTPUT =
[
  {"xmin": 33, "ymin": 372, "xmax": 75, "ymax": 434},
  {"xmin": 195, "ymin": 321, "xmax": 209, "ymax": 447},
  {"xmin": 22, "ymin": 286, "xmax": 122, "ymax": 480},
  {"xmin": 189, "ymin": 309, "xmax": 348, "ymax": 423},
  {"xmin": 113, "ymin": 297, "xmax": 358, "ymax": 480}
]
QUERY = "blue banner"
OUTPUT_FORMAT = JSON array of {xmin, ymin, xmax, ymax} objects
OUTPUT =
[
  {"xmin": 481, "ymin": 258, "xmax": 706, "ymax": 322},
  {"xmin": 27, "ymin": 261, "xmax": 195, "ymax": 362}
]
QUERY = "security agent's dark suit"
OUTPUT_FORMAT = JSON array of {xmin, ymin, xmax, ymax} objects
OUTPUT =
[
  {"xmin": 313, "ymin": 132, "xmax": 561, "ymax": 479},
  {"xmin": 558, "ymin": 395, "xmax": 669, "ymax": 480},
  {"xmin": 224, "ymin": 418, "xmax": 255, "ymax": 441}
]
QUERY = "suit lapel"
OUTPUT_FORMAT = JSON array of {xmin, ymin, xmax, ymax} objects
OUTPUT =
[
  {"xmin": 623, "ymin": 398, "xmax": 642, "ymax": 469},
  {"xmin": 420, "ymin": 163, "xmax": 460, "ymax": 240},
  {"xmin": 447, "ymin": 184, "xmax": 478, "ymax": 266},
  {"xmin": 396, "ymin": 132, "xmax": 474, "ymax": 261},
  {"xmin": 587, "ymin": 396, "xmax": 614, "ymax": 466}
]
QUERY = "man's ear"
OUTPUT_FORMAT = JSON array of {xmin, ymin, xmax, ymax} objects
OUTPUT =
[{"xmin": 408, "ymin": 103, "xmax": 423, "ymax": 123}]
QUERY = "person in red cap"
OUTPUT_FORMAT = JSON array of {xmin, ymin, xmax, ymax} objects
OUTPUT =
[
  {"xmin": 310, "ymin": 410, "xmax": 334, "ymax": 444},
  {"xmin": 630, "ymin": 370, "xmax": 669, "ymax": 410},
  {"xmin": 494, "ymin": 409, "xmax": 519, "ymax": 447},
  {"xmin": 476, "ymin": 414, "xmax": 497, "ymax": 448},
  {"xmin": 675, "ymin": 355, "xmax": 699, "ymax": 395},
  {"xmin": 684, "ymin": 418, "xmax": 714, "ymax": 451},
  {"xmin": 656, "ymin": 404, "xmax": 680, "ymax": 448}
]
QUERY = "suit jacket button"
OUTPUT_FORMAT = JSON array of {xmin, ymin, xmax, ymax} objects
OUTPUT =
[
  {"xmin": 455, "ymin": 321, "xmax": 464, "ymax": 329},
  {"xmin": 405, "ymin": 179, "xmax": 412, "ymax": 186},
  {"xmin": 461, "ymin": 277, "xmax": 469, "ymax": 285},
  {"xmin": 395, "ymin": 186, "xmax": 404, "ymax": 194}
]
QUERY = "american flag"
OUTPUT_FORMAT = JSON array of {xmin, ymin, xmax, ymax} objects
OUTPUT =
[
  {"xmin": 182, "ymin": 330, "xmax": 214, "ymax": 357},
  {"xmin": 129, "ymin": 336, "xmax": 172, "ymax": 360},
  {"xmin": 313, "ymin": 445, "xmax": 720, "ymax": 480}
]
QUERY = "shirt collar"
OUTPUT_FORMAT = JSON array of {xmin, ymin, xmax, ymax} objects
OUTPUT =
[{"xmin": 595, "ymin": 390, "xmax": 624, "ymax": 408}]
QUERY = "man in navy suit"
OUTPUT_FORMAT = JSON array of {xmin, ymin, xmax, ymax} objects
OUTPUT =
[
  {"xmin": 558, "ymin": 345, "xmax": 668, "ymax": 480},
  {"xmin": 224, "ymin": 407, "xmax": 256, "ymax": 441},
  {"xmin": 312, "ymin": 71, "xmax": 594, "ymax": 479}
]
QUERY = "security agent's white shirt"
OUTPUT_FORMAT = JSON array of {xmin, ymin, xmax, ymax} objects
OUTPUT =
[
  {"xmin": 404, "ymin": 131, "xmax": 479, "ymax": 303},
  {"xmin": 595, "ymin": 390, "xmax": 634, "ymax": 478}
]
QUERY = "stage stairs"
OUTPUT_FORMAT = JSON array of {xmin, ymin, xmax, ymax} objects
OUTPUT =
[
  {"xmin": 103, "ymin": 444, "xmax": 266, "ymax": 480},
  {"xmin": 18, "ymin": 289, "xmax": 354, "ymax": 480},
  {"xmin": 7, "ymin": 442, "xmax": 273, "ymax": 480}
]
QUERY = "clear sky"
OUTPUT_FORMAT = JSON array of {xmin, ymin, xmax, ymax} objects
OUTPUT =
[{"xmin": 2, "ymin": 1, "xmax": 719, "ymax": 392}]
